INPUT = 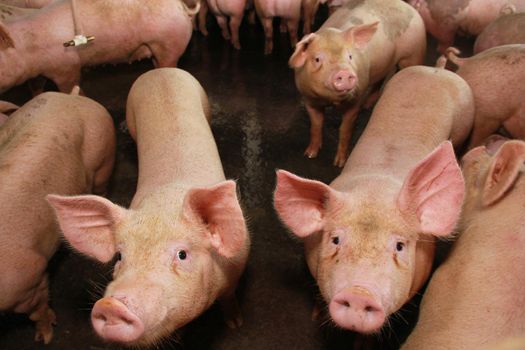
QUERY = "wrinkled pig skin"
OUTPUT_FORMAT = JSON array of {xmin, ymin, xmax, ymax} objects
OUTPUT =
[
  {"xmin": 290, "ymin": 0, "xmax": 426, "ymax": 167},
  {"xmin": 47, "ymin": 68, "xmax": 250, "ymax": 347},
  {"xmin": 444, "ymin": 44, "xmax": 525, "ymax": 149},
  {"xmin": 0, "ymin": 0, "xmax": 53, "ymax": 7},
  {"xmin": 254, "ymin": 0, "xmax": 302, "ymax": 54},
  {"xmin": 274, "ymin": 65, "xmax": 473, "ymax": 334},
  {"xmin": 408, "ymin": 0, "xmax": 525, "ymax": 53},
  {"xmin": 207, "ymin": 0, "xmax": 246, "ymax": 49},
  {"xmin": 0, "ymin": 0, "xmax": 195, "ymax": 94},
  {"xmin": 474, "ymin": 12, "xmax": 525, "ymax": 53},
  {"xmin": 0, "ymin": 92, "xmax": 116, "ymax": 344},
  {"xmin": 402, "ymin": 140, "xmax": 525, "ymax": 350}
]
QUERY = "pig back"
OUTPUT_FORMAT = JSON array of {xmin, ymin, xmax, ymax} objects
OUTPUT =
[
  {"xmin": 0, "ymin": 91, "xmax": 115, "ymax": 259},
  {"xmin": 339, "ymin": 65, "xmax": 474, "ymax": 182},
  {"xmin": 125, "ymin": 68, "xmax": 223, "ymax": 195}
]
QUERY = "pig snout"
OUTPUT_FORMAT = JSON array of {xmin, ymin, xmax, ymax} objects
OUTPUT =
[
  {"xmin": 329, "ymin": 288, "xmax": 385, "ymax": 333},
  {"xmin": 91, "ymin": 297, "xmax": 144, "ymax": 344},
  {"xmin": 332, "ymin": 70, "xmax": 357, "ymax": 92}
]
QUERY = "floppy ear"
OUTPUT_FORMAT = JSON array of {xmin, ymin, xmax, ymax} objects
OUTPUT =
[
  {"xmin": 0, "ymin": 21, "xmax": 14, "ymax": 49},
  {"xmin": 482, "ymin": 140, "xmax": 525, "ymax": 206},
  {"xmin": 274, "ymin": 170, "xmax": 341, "ymax": 238},
  {"xmin": 343, "ymin": 22, "xmax": 379, "ymax": 49},
  {"xmin": 46, "ymin": 194, "xmax": 126, "ymax": 262},
  {"xmin": 397, "ymin": 141, "xmax": 464, "ymax": 237},
  {"xmin": 183, "ymin": 180, "xmax": 248, "ymax": 258},
  {"xmin": 289, "ymin": 33, "xmax": 316, "ymax": 69}
]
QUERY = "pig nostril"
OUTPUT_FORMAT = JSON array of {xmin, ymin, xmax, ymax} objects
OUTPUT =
[
  {"xmin": 365, "ymin": 306, "xmax": 374, "ymax": 312},
  {"xmin": 343, "ymin": 301, "xmax": 350, "ymax": 308}
]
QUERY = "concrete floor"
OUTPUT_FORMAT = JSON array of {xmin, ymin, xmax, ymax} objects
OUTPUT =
[{"xmin": 0, "ymin": 8, "xmax": 471, "ymax": 350}]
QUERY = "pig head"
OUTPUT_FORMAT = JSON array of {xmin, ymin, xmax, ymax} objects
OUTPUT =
[
  {"xmin": 47, "ymin": 180, "xmax": 248, "ymax": 346},
  {"xmin": 274, "ymin": 141, "xmax": 464, "ymax": 333}
]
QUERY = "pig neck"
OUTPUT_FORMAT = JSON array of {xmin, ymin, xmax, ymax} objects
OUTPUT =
[{"xmin": 129, "ymin": 100, "xmax": 224, "ymax": 209}]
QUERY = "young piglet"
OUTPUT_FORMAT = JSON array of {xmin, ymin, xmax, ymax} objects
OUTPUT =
[
  {"xmin": 47, "ymin": 68, "xmax": 250, "ymax": 347},
  {"xmin": 408, "ymin": 0, "xmax": 525, "ymax": 53},
  {"xmin": 207, "ymin": 0, "xmax": 246, "ymax": 49},
  {"xmin": 444, "ymin": 44, "xmax": 525, "ymax": 148},
  {"xmin": 289, "ymin": 0, "xmax": 426, "ymax": 167},
  {"xmin": 474, "ymin": 12, "xmax": 525, "ymax": 53},
  {"xmin": 0, "ymin": 0, "xmax": 197, "ymax": 93},
  {"xmin": 402, "ymin": 139, "xmax": 525, "ymax": 350},
  {"xmin": 274, "ymin": 65, "xmax": 473, "ymax": 335},
  {"xmin": 0, "ymin": 91, "xmax": 116, "ymax": 344}
]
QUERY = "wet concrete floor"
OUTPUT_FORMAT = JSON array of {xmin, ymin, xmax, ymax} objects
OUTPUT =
[{"xmin": 0, "ymin": 8, "xmax": 473, "ymax": 350}]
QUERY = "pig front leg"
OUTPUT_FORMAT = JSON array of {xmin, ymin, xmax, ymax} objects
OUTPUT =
[
  {"xmin": 261, "ymin": 17, "xmax": 274, "ymax": 55},
  {"xmin": 230, "ymin": 14, "xmax": 243, "ymax": 50},
  {"xmin": 215, "ymin": 15, "xmax": 231, "ymax": 40},
  {"xmin": 304, "ymin": 103, "xmax": 324, "ymax": 159},
  {"xmin": 334, "ymin": 104, "xmax": 359, "ymax": 167},
  {"xmin": 45, "ymin": 64, "xmax": 81, "ymax": 93},
  {"xmin": 286, "ymin": 18, "xmax": 299, "ymax": 48},
  {"xmin": 219, "ymin": 292, "xmax": 243, "ymax": 329},
  {"xmin": 198, "ymin": 1, "xmax": 209, "ymax": 36}
]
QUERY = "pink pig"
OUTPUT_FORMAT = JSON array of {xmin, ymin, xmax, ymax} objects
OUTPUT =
[
  {"xmin": 0, "ymin": 0, "xmax": 197, "ymax": 93},
  {"xmin": 444, "ymin": 44, "xmax": 525, "ymax": 148},
  {"xmin": 401, "ymin": 139, "xmax": 525, "ymax": 349},
  {"xmin": 408, "ymin": 0, "xmax": 525, "ymax": 53},
  {"xmin": 254, "ymin": 0, "xmax": 302, "ymax": 54},
  {"xmin": 474, "ymin": 11, "xmax": 525, "ymax": 53},
  {"xmin": 0, "ymin": 90, "xmax": 116, "ymax": 344},
  {"xmin": 47, "ymin": 68, "xmax": 250, "ymax": 347},
  {"xmin": 274, "ymin": 65, "xmax": 473, "ymax": 334},
  {"xmin": 290, "ymin": 0, "xmax": 426, "ymax": 167},
  {"xmin": 207, "ymin": 0, "xmax": 246, "ymax": 49}
]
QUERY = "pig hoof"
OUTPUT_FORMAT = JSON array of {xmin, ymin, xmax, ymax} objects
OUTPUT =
[
  {"xmin": 304, "ymin": 147, "xmax": 319, "ymax": 159},
  {"xmin": 233, "ymin": 42, "xmax": 241, "ymax": 50},
  {"xmin": 333, "ymin": 155, "xmax": 347, "ymax": 167},
  {"xmin": 225, "ymin": 314, "xmax": 243, "ymax": 329},
  {"xmin": 34, "ymin": 310, "xmax": 56, "ymax": 344}
]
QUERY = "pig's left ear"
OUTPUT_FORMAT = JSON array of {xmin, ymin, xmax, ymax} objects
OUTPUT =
[
  {"xmin": 289, "ymin": 33, "xmax": 316, "ymax": 69},
  {"xmin": 344, "ymin": 22, "xmax": 379, "ymax": 49},
  {"xmin": 183, "ymin": 180, "xmax": 247, "ymax": 258},
  {"xmin": 482, "ymin": 140, "xmax": 525, "ymax": 206},
  {"xmin": 397, "ymin": 141, "xmax": 464, "ymax": 237}
]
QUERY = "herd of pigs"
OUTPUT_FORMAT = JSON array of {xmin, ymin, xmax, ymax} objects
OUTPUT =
[{"xmin": 1, "ymin": 0, "xmax": 525, "ymax": 348}]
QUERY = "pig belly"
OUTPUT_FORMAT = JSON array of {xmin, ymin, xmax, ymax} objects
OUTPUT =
[
  {"xmin": 208, "ymin": 0, "xmax": 245, "ymax": 16},
  {"xmin": 256, "ymin": 0, "xmax": 301, "ymax": 18}
]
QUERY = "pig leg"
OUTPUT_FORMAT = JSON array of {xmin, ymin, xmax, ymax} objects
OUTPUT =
[
  {"xmin": 302, "ymin": 1, "xmax": 318, "ymax": 35},
  {"xmin": 286, "ymin": 18, "xmax": 299, "ymax": 48},
  {"xmin": 280, "ymin": 21, "xmax": 287, "ymax": 33},
  {"xmin": 219, "ymin": 292, "xmax": 243, "ymax": 329},
  {"xmin": 215, "ymin": 15, "xmax": 231, "ymax": 41},
  {"xmin": 334, "ymin": 104, "xmax": 359, "ymax": 167},
  {"xmin": 247, "ymin": 9, "xmax": 256, "ymax": 25},
  {"xmin": 229, "ymin": 14, "xmax": 243, "ymax": 50},
  {"xmin": 199, "ymin": 1, "xmax": 209, "ymax": 36},
  {"xmin": 261, "ymin": 17, "xmax": 274, "ymax": 55},
  {"xmin": 304, "ymin": 103, "xmax": 324, "ymax": 158}
]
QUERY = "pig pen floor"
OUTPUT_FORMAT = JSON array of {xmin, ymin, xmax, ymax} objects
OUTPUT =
[{"xmin": 0, "ymin": 11, "xmax": 471, "ymax": 350}]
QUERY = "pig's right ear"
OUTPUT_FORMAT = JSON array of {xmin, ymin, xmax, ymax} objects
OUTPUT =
[
  {"xmin": 482, "ymin": 140, "xmax": 525, "ymax": 206},
  {"xmin": 0, "ymin": 22, "xmax": 14, "ymax": 50},
  {"xmin": 289, "ymin": 33, "xmax": 316, "ymax": 69},
  {"xmin": 274, "ymin": 170, "xmax": 337, "ymax": 238},
  {"xmin": 47, "ymin": 194, "xmax": 126, "ymax": 263}
]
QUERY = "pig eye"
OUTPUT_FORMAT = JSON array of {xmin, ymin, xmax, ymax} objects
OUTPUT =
[
  {"xmin": 396, "ymin": 242, "xmax": 405, "ymax": 252},
  {"xmin": 348, "ymin": 54, "xmax": 353, "ymax": 60},
  {"xmin": 115, "ymin": 252, "xmax": 122, "ymax": 261},
  {"xmin": 331, "ymin": 236, "xmax": 340, "ymax": 245},
  {"xmin": 177, "ymin": 250, "xmax": 187, "ymax": 260}
]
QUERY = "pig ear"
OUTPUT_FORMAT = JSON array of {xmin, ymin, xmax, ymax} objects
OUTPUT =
[
  {"xmin": 46, "ymin": 194, "xmax": 126, "ymax": 263},
  {"xmin": 289, "ymin": 33, "xmax": 316, "ymax": 69},
  {"xmin": 183, "ymin": 180, "xmax": 248, "ymax": 259},
  {"xmin": 344, "ymin": 22, "xmax": 379, "ymax": 49},
  {"xmin": 482, "ymin": 141, "xmax": 525, "ymax": 206},
  {"xmin": 0, "ymin": 22, "xmax": 14, "ymax": 50},
  {"xmin": 274, "ymin": 170, "xmax": 337, "ymax": 238},
  {"xmin": 397, "ymin": 141, "xmax": 464, "ymax": 237}
]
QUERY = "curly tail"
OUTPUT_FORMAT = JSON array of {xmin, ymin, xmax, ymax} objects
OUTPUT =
[
  {"xmin": 444, "ymin": 47, "xmax": 465, "ymax": 68},
  {"xmin": 182, "ymin": 0, "xmax": 201, "ymax": 17},
  {"xmin": 435, "ymin": 55, "xmax": 447, "ymax": 69}
]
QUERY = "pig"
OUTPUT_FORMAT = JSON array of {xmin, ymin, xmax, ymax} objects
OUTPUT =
[
  {"xmin": 408, "ymin": 0, "xmax": 525, "ymax": 53},
  {"xmin": 193, "ymin": 0, "xmax": 209, "ymax": 36},
  {"xmin": 0, "ymin": 100, "xmax": 18, "ymax": 123},
  {"xmin": 47, "ymin": 68, "xmax": 250, "ymax": 347},
  {"xmin": 474, "ymin": 12, "xmax": 525, "ymax": 53},
  {"xmin": 0, "ymin": 0, "xmax": 198, "ymax": 94},
  {"xmin": 0, "ymin": 0, "xmax": 53, "ymax": 7},
  {"xmin": 207, "ymin": 0, "xmax": 246, "ymax": 49},
  {"xmin": 443, "ymin": 44, "xmax": 525, "ymax": 149},
  {"xmin": 274, "ymin": 65, "xmax": 474, "ymax": 334},
  {"xmin": 302, "ymin": 0, "xmax": 327, "ymax": 35},
  {"xmin": 0, "ymin": 90, "xmax": 116, "ymax": 344},
  {"xmin": 487, "ymin": 336, "xmax": 525, "ymax": 350},
  {"xmin": 254, "ymin": 0, "xmax": 302, "ymax": 54},
  {"xmin": 401, "ymin": 139, "xmax": 525, "ymax": 350},
  {"xmin": 0, "ymin": 3, "xmax": 38, "ymax": 21},
  {"xmin": 289, "ymin": 0, "xmax": 426, "ymax": 167}
]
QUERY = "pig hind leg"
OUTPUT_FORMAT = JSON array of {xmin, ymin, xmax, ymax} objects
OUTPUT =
[
  {"xmin": 286, "ymin": 18, "xmax": 299, "ymax": 48},
  {"xmin": 229, "ymin": 14, "xmax": 243, "ymax": 49},
  {"xmin": 334, "ymin": 104, "xmax": 360, "ymax": 167},
  {"xmin": 304, "ymin": 104, "xmax": 325, "ymax": 159},
  {"xmin": 261, "ymin": 17, "xmax": 274, "ymax": 55},
  {"xmin": 215, "ymin": 15, "xmax": 231, "ymax": 40}
]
